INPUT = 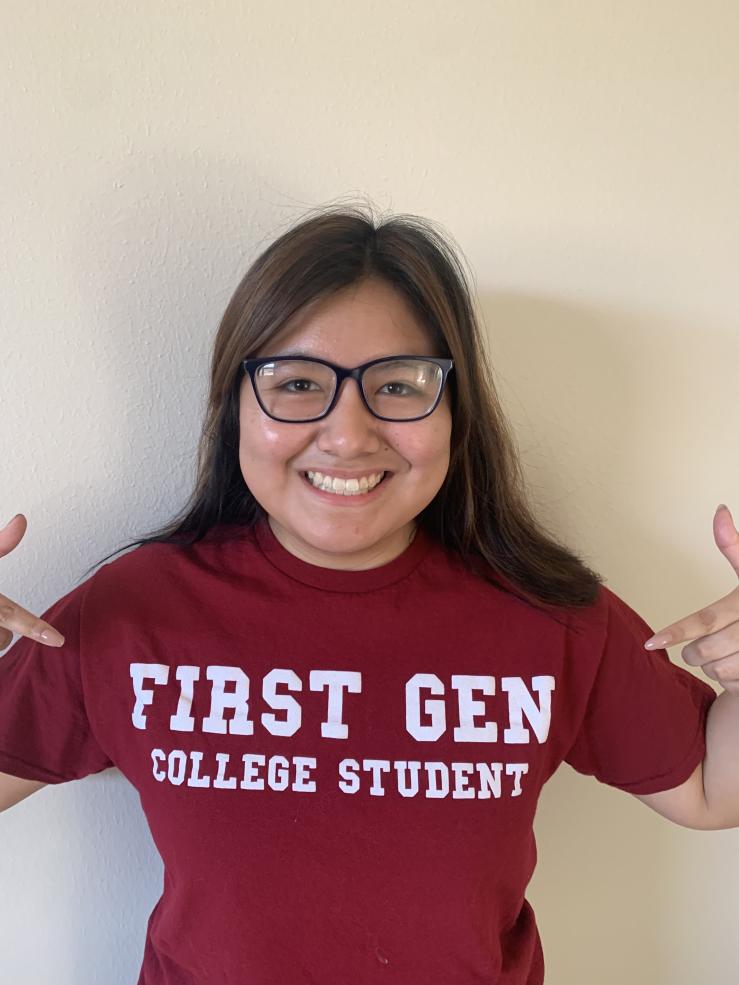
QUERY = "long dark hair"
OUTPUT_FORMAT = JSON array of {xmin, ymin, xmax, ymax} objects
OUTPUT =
[{"xmin": 87, "ymin": 202, "xmax": 603, "ymax": 611}]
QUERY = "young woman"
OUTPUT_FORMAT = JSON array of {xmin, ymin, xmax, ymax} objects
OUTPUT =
[{"xmin": 1, "ymin": 205, "xmax": 738, "ymax": 985}]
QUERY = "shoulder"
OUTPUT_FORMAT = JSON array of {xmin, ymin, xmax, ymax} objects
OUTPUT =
[
  {"xmin": 560, "ymin": 582, "xmax": 665, "ymax": 677},
  {"xmin": 577, "ymin": 583, "xmax": 655, "ymax": 636},
  {"xmin": 562, "ymin": 583, "xmax": 633, "ymax": 635},
  {"xmin": 424, "ymin": 542, "xmax": 606, "ymax": 643},
  {"xmin": 83, "ymin": 524, "xmax": 257, "ymax": 600}
]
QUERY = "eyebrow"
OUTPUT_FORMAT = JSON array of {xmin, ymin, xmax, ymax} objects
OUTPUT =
[
  {"xmin": 270, "ymin": 348, "xmax": 317, "ymax": 359},
  {"xmin": 268, "ymin": 350, "xmax": 432, "ymax": 364}
]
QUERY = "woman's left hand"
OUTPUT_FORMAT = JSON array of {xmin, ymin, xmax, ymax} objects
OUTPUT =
[{"xmin": 644, "ymin": 505, "xmax": 739, "ymax": 695}]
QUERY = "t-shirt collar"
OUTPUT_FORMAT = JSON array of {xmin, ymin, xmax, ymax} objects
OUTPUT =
[{"xmin": 253, "ymin": 516, "xmax": 431, "ymax": 592}]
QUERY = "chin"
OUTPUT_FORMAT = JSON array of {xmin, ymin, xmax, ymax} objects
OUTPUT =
[
  {"xmin": 283, "ymin": 517, "xmax": 398, "ymax": 555},
  {"xmin": 301, "ymin": 527, "xmax": 382, "ymax": 553}
]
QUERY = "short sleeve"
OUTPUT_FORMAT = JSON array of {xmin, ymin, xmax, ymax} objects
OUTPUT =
[
  {"xmin": 0, "ymin": 578, "xmax": 114, "ymax": 784},
  {"xmin": 564, "ymin": 586, "xmax": 718, "ymax": 795}
]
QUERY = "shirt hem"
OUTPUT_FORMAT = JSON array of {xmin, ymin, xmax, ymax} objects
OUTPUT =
[
  {"xmin": 0, "ymin": 750, "xmax": 70, "ymax": 784},
  {"xmin": 603, "ymin": 688, "xmax": 715, "ymax": 795}
]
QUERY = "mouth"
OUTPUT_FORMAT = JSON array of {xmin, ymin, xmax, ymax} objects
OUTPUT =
[{"xmin": 300, "ymin": 470, "xmax": 392, "ymax": 498}]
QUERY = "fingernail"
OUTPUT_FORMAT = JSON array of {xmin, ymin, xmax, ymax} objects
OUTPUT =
[
  {"xmin": 716, "ymin": 504, "xmax": 729, "ymax": 513},
  {"xmin": 39, "ymin": 629, "xmax": 65, "ymax": 646},
  {"xmin": 1, "ymin": 514, "xmax": 20, "ymax": 531},
  {"xmin": 645, "ymin": 634, "xmax": 671, "ymax": 650}
]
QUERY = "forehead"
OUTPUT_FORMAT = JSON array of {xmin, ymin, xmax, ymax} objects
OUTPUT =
[{"xmin": 258, "ymin": 279, "xmax": 438, "ymax": 362}]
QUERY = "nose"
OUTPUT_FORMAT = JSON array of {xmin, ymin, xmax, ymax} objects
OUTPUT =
[{"xmin": 315, "ymin": 377, "xmax": 382, "ymax": 456}]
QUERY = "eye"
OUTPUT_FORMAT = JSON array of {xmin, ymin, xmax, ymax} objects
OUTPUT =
[
  {"xmin": 281, "ymin": 378, "xmax": 322, "ymax": 392},
  {"xmin": 378, "ymin": 382, "xmax": 417, "ymax": 396}
]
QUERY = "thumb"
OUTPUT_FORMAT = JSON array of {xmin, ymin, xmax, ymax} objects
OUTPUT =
[
  {"xmin": 0, "ymin": 513, "xmax": 28, "ymax": 560},
  {"xmin": 714, "ymin": 504, "xmax": 739, "ymax": 578}
]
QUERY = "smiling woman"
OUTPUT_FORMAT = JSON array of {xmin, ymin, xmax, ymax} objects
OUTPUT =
[
  {"xmin": 237, "ymin": 279, "xmax": 455, "ymax": 569},
  {"xmin": 0, "ymin": 203, "xmax": 718, "ymax": 985}
]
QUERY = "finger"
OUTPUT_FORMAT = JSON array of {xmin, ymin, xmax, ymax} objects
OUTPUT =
[
  {"xmin": 681, "ymin": 618, "xmax": 739, "ymax": 666},
  {"xmin": 0, "ymin": 514, "xmax": 27, "ymax": 559},
  {"xmin": 715, "ymin": 504, "xmax": 739, "ymax": 578},
  {"xmin": 0, "ymin": 593, "xmax": 65, "ymax": 647},
  {"xmin": 644, "ymin": 585, "xmax": 739, "ymax": 649},
  {"xmin": 695, "ymin": 650, "xmax": 739, "ymax": 689}
]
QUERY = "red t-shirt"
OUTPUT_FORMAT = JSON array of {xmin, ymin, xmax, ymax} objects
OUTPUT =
[{"xmin": 0, "ymin": 519, "xmax": 717, "ymax": 984}]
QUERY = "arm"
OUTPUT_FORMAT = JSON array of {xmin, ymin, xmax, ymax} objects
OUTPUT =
[
  {"xmin": 0, "ymin": 515, "xmax": 63, "ymax": 813},
  {"xmin": 0, "ymin": 770, "xmax": 48, "ymax": 813},
  {"xmin": 636, "ymin": 505, "xmax": 739, "ymax": 831},
  {"xmin": 632, "ymin": 761, "xmax": 714, "ymax": 830},
  {"xmin": 699, "ymin": 688, "xmax": 739, "ymax": 828},
  {"xmin": 633, "ymin": 691, "xmax": 739, "ymax": 831}
]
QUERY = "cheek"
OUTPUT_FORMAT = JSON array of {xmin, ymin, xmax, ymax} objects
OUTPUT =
[
  {"xmin": 238, "ymin": 397, "xmax": 307, "ymax": 471},
  {"xmin": 426, "ymin": 414, "xmax": 453, "ymax": 479},
  {"xmin": 393, "ymin": 415, "xmax": 452, "ymax": 475}
]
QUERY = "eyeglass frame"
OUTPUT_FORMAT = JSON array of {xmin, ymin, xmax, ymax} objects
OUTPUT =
[{"xmin": 241, "ymin": 354, "xmax": 455, "ymax": 423}]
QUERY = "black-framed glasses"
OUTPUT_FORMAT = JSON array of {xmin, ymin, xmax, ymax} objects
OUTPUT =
[{"xmin": 242, "ymin": 355, "xmax": 454, "ymax": 423}]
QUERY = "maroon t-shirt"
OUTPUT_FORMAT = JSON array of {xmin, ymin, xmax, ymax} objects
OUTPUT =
[{"xmin": 0, "ymin": 520, "xmax": 717, "ymax": 984}]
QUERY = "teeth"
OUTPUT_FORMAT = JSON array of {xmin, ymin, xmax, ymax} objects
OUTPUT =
[{"xmin": 306, "ymin": 470, "xmax": 386, "ymax": 495}]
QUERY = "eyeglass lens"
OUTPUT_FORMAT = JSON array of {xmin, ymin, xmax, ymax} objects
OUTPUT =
[{"xmin": 254, "ymin": 358, "xmax": 443, "ymax": 421}]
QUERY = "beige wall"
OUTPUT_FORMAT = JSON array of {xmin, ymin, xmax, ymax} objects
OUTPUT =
[{"xmin": 2, "ymin": 2, "xmax": 738, "ymax": 982}]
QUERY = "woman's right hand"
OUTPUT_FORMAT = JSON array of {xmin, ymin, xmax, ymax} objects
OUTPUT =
[{"xmin": 0, "ymin": 515, "xmax": 65, "ymax": 651}]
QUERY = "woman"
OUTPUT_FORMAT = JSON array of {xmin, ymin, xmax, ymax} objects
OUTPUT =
[{"xmin": 1, "ymin": 204, "xmax": 737, "ymax": 984}]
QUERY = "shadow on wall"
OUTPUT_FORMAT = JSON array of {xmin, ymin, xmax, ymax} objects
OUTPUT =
[
  {"xmin": 478, "ymin": 293, "xmax": 666, "ymax": 978},
  {"xmin": 477, "ymin": 289, "xmax": 735, "ymax": 600},
  {"xmin": 477, "ymin": 290, "xmax": 734, "ymax": 984}
]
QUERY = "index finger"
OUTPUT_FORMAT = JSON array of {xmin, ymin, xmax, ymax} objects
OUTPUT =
[
  {"xmin": 0, "ymin": 592, "xmax": 65, "ymax": 648},
  {"xmin": 643, "ymin": 586, "xmax": 739, "ymax": 649}
]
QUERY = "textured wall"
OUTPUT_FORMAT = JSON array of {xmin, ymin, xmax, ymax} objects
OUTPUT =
[{"xmin": 1, "ymin": 2, "xmax": 738, "ymax": 982}]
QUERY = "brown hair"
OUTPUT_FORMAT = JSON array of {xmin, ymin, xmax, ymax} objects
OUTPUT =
[{"xmin": 89, "ymin": 202, "xmax": 603, "ymax": 611}]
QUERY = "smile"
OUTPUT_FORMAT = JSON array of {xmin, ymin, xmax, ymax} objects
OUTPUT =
[{"xmin": 302, "ymin": 470, "xmax": 389, "ymax": 496}]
